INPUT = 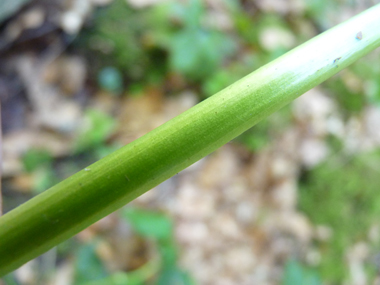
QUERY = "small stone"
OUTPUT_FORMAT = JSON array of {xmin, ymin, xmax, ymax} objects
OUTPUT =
[
  {"xmin": 21, "ymin": 8, "xmax": 44, "ymax": 29},
  {"xmin": 61, "ymin": 11, "xmax": 83, "ymax": 34},
  {"xmin": 314, "ymin": 225, "xmax": 333, "ymax": 241},
  {"xmin": 15, "ymin": 260, "xmax": 36, "ymax": 284},
  {"xmin": 176, "ymin": 183, "xmax": 215, "ymax": 219},
  {"xmin": 235, "ymin": 201, "xmax": 257, "ymax": 224},
  {"xmin": 368, "ymin": 224, "xmax": 380, "ymax": 243},
  {"xmin": 176, "ymin": 221, "xmax": 209, "ymax": 244},
  {"xmin": 213, "ymin": 212, "xmax": 242, "ymax": 239},
  {"xmin": 260, "ymin": 27, "xmax": 296, "ymax": 51},
  {"xmin": 271, "ymin": 178, "xmax": 298, "ymax": 210},
  {"xmin": 299, "ymin": 138, "xmax": 329, "ymax": 168},
  {"xmin": 305, "ymin": 248, "xmax": 321, "ymax": 266},
  {"xmin": 224, "ymin": 246, "xmax": 257, "ymax": 273},
  {"xmin": 271, "ymin": 156, "xmax": 291, "ymax": 179}
]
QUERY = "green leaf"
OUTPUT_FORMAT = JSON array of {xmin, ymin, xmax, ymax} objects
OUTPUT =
[
  {"xmin": 167, "ymin": 0, "xmax": 236, "ymax": 80},
  {"xmin": 32, "ymin": 168, "xmax": 59, "ymax": 194},
  {"xmin": 283, "ymin": 259, "xmax": 304, "ymax": 285},
  {"xmin": 122, "ymin": 208, "xmax": 173, "ymax": 241},
  {"xmin": 1, "ymin": 273, "xmax": 19, "ymax": 285},
  {"xmin": 299, "ymin": 152, "xmax": 380, "ymax": 282},
  {"xmin": 22, "ymin": 149, "xmax": 53, "ymax": 173},
  {"xmin": 282, "ymin": 259, "xmax": 321, "ymax": 285},
  {"xmin": 157, "ymin": 239, "xmax": 178, "ymax": 266},
  {"xmin": 156, "ymin": 266, "xmax": 194, "ymax": 285},
  {"xmin": 74, "ymin": 109, "xmax": 116, "ymax": 153},
  {"xmin": 170, "ymin": 29, "xmax": 235, "ymax": 80},
  {"xmin": 183, "ymin": 0, "xmax": 203, "ymax": 29},
  {"xmin": 74, "ymin": 242, "xmax": 108, "ymax": 285}
]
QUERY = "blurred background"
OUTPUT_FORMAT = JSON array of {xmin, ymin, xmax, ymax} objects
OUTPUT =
[{"xmin": 1, "ymin": 0, "xmax": 380, "ymax": 284}]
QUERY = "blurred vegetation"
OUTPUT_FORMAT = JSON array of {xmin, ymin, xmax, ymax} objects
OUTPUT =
[
  {"xmin": 3, "ymin": 207, "xmax": 190, "ymax": 284},
  {"xmin": 77, "ymin": 0, "xmax": 237, "ymax": 91},
  {"xmin": 122, "ymin": 208, "xmax": 194, "ymax": 285},
  {"xmin": 74, "ymin": 109, "xmax": 118, "ymax": 157},
  {"xmin": 76, "ymin": 0, "xmax": 298, "ymax": 152},
  {"xmin": 71, "ymin": 208, "xmax": 192, "ymax": 285},
  {"xmin": 22, "ymin": 149, "xmax": 58, "ymax": 194},
  {"xmin": 282, "ymin": 259, "xmax": 321, "ymax": 285},
  {"xmin": 299, "ymin": 152, "xmax": 380, "ymax": 282},
  {"xmin": 20, "ymin": 109, "xmax": 118, "ymax": 195}
]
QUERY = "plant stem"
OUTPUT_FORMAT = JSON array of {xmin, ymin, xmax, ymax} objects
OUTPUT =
[{"xmin": 1, "ymin": 4, "xmax": 380, "ymax": 276}]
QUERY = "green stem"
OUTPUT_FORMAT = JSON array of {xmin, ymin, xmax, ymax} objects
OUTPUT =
[{"xmin": 1, "ymin": 4, "xmax": 380, "ymax": 276}]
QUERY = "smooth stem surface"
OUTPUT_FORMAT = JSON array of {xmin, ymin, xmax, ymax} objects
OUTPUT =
[{"xmin": 1, "ymin": 4, "xmax": 380, "ymax": 276}]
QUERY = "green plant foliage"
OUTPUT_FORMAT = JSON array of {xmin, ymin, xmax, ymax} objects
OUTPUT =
[
  {"xmin": 82, "ymin": 0, "xmax": 148, "ymax": 79},
  {"xmin": 22, "ymin": 149, "xmax": 53, "ymax": 173},
  {"xmin": 325, "ymin": 78, "xmax": 366, "ymax": 115},
  {"xmin": 121, "ymin": 207, "xmax": 178, "ymax": 266},
  {"xmin": 170, "ymin": 28, "xmax": 235, "ymax": 80},
  {"xmin": 350, "ymin": 60, "xmax": 380, "ymax": 105},
  {"xmin": 204, "ymin": 9, "xmax": 297, "ymax": 96},
  {"xmin": 74, "ymin": 109, "xmax": 116, "ymax": 154},
  {"xmin": 282, "ymin": 259, "xmax": 321, "ymax": 285},
  {"xmin": 233, "ymin": 10, "xmax": 259, "ymax": 45},
  {"xmin": 202, "ymin": 69, "xmax": 238, "ymax": 97},
  {"xmin": 235, "ymin": 119, "xmax": 270, "ymax": 151},
  {"xmin": 121, "ymin": 207, "xmax": 194, "ymax": 284},
  {"xmin": 74, "ymin": 242, "xmax": 108, "ymax": 285},
  {"xmin": 22, "ymin": 149, "xmax": 59, "ymax": 194},
  {"xmin": 122, "ymin": 208, "xmax": 173, "ymax": 241},
  {"xmin": 299, "ymin": 152, "xmax": 380, "ymax": 282},
  {"xmin": 235, "ymin": 105, "xmax": 292, "ymax": 151},
  {"xmin": 31, "ymin": 168, "xmax": 59, "ymax": 194},
  {"xmin": 156, "ymin": 266, "xmax": 194, "ymax": 285},
  {"xmin": 165, "ymin": 0, "xmax": 236, "ymax": 80},
  {"xmin": 202, "ymin": 54, "xmax": 259, "ymax": 97},
  {"xmin": 72, "ymin": 237, "xmax": 161, "ymax": 285},
  {"xmin": 305, "ymin": 0, "xmax": 338, "ymax": 30},
  {"xmin": 78, "ymin": 0, "xmax": 167, "ymax": 86},
  {"xmin": 78, "ymin": 0, "xmax": 237, "ymax": 85},
  {"xmin": 83, "ymin": 271, "xmax": 150, "ymax": 285},
  {"xmin": 1, "ymin": 273, "xmax": 18, "ymax": 285}
]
